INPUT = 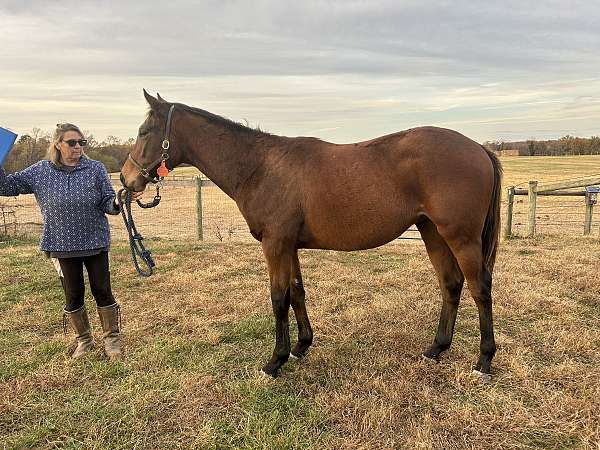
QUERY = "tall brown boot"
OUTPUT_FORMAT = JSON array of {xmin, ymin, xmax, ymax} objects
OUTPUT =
[
  {"xmin": 97, "ymin": 303, "xmax": 122, "ymax": 360},
  {"xmin": 64, "ymin": 306, "xmax": 94, "ymax": 358}
]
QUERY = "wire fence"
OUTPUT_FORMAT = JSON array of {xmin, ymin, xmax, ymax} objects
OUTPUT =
[
  {"xmin": 112, "ymin": 177, "xmax": 254, "ymax": 243},
  {"xmin": 0, "ymin": 176, "xmax": 258, "ymax": 243},
  {"xmin": 507, "ymin": 194, "xmax": 595, "ymax": 236},
  {"xmin": 1, "ymin": 176, "xmax": 597, "ymax": 243}
]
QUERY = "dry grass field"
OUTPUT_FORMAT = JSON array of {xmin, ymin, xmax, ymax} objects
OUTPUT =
[
  {"xmin": 499, "ymin": 155, "xmax": 600, "ymax": 187},
  {"xmin": 1, "ymin": 236, "xmax": 599, "ymax": 449},
  {"xmin": 1, "ymin": 155, "xmax": 599, "ymax": 449}
]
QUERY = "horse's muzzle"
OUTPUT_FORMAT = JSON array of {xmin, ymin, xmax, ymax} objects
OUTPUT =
[{"xmin": 119, "ymin": 173, "xmax": 136, "ymax": 191}]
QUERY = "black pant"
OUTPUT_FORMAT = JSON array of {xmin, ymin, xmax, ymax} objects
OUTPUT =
[{"xmin": 58, "ymin": 251, "xmax": 115, "ymax": 312}]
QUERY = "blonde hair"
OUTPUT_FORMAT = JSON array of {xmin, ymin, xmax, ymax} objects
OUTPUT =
[{"xmin": 46, "ymin": 123, "xmax": 86, "ymax": 165}]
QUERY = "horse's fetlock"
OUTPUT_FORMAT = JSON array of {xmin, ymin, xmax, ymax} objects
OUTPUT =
[
  {"xmin": 481, "ymin": 342, "xmax": 496, "ymax": 357},
  {"xmin": 276, "ymin": 351, "xmax": 290, "ymax": 363},
  {"xmin": 299, "ymin": 334, "xmax": 313, "ymax": 346}
]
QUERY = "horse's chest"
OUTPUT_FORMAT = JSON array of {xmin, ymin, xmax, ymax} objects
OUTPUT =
[
  {"xmin": 235, "ymin": 202, "xmax": 265, "ymax": 241},
  {"xmin": 237, "ymin": 196, "xmax": 301, "ymax": 242}
]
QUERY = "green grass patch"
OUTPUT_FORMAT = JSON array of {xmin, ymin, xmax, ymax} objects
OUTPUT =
[
  {"xmin": 219, "ymin": 314, "xmax": 273, "ymax": 345},
  {"xmin": 202, "ymin": 379, "xmax": 331, "ymax": 450},
  {"xmin": 0, "ymin": 340, "xmax": 65, "ymax": 382},
  {"xmin": 130, "ymin": 336, "xmax": 213, "ymax": 371}
]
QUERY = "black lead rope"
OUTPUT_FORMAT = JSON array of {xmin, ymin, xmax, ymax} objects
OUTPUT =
[{"xmin": 117, "ymin": 187, "xmax": 162, "ymax": 277}]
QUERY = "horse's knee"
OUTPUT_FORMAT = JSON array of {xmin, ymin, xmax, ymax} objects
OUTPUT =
[
  {"xmin": 474, "ymin": 274, "xmax": 492, "ymax": 302},
  {"xmin": 271, "ymin": 289, "xmax": 290, "ymax": 318},
  {"xmin": 290, "ymin": 277, "xmax": 305, "ymax": 299},
  {"xmin": 442, "ymin": 275, "xmax": 464, "ymax": 303}
]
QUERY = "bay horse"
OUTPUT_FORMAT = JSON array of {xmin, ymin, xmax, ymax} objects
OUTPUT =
[{"xmin": 120, "ymin": 90, "xmax": 502, "ymax": 380}]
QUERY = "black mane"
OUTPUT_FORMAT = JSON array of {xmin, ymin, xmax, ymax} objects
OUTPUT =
[{"xmin": 174, "ymin": 102, "xmax": 269, "ymax": 136}]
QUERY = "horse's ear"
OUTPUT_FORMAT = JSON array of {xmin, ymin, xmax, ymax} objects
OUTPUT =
[
  {"xmin": 156, "ymin": 92, "xmax": 167, "ymax": 102},
  {"xmin": 143, "ymin": 89, "xmax": 160, "ymax": 110}
]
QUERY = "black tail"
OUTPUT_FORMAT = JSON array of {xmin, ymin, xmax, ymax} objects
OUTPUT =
[{"xmin": 481, "ymin": 147, "xmax": 502, "ymax": 273}]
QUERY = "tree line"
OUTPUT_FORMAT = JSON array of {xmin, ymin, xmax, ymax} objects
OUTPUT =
[
  {"xmin": 3, "ymin": 128, "xmax": 134, "ymax": 173},
  {"xmin": 483, "ymin": 135, "xmax": 600, "ymax": 156}
]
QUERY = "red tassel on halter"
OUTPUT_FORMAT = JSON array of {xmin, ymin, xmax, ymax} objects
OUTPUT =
[{"xmin": 157, "ymin": 160, "xmax": 169, "ymax": 178}]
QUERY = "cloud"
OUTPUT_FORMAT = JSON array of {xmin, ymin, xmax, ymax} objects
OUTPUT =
[{"xmin": 1, "ymin": 1, "xmax": 600, "ymax": 142}]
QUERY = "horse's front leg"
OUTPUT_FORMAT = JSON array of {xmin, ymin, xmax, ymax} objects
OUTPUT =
[
  {"xmin": 290, "ymin": 250, "xmax": 313, "ymax": 358},
  {"xmin": 260, "ymin": 238, "xmax": 293, "ymax": 377}
]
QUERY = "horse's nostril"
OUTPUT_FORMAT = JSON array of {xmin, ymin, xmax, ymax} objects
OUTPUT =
[{"xmin": 120, "ymin": 173, "xmax": 126, "ymax": 185}]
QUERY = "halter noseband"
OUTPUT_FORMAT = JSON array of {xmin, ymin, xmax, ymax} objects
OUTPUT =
[{"xmin": 128, "ymin": 104, "xmax": 175, "ymax": 184}]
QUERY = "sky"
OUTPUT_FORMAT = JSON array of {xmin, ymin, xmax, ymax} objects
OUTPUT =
[{"xmin": 1, "ymin": 0, "xmax": 600, "ymax": 144}]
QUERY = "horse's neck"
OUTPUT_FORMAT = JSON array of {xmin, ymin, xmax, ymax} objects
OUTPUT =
[{"xmin": 182, "ymin": 121, "xmax": 265, "ymax": 199}]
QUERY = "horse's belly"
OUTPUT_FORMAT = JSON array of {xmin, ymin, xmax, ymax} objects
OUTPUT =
[{"xmin": 301, "ymin": 210, "xmax": 414, "ymax": 251}]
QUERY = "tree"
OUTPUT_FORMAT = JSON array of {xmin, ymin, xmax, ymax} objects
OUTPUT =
[{"xmin": 103, "ymin": 135, "xmax": 122, "ymax": 147}]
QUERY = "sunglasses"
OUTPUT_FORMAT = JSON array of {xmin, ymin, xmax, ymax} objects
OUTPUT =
[{"xmin": 63, "ymin": 139, "xmax": 88, "ymax": 147}]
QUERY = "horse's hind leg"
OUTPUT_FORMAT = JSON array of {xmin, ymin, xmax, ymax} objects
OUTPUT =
[
  {"xmin": 418, "ymin": 219, "xmax": 464, "ymax": 361},
  {"xmin": 290, "ymin": 251, "xmax": 313, "ymax": 359},
  {"xmin": 444, "ymin": 234, "xmax": 496, "ymax": 376}
]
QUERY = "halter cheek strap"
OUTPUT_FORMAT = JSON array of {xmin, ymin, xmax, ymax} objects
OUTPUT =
[
  {"xmin": 162, "ymin": 104, "xmax": 175, "ymax": 151},
  {"xmin": 128, "ymin": 104, "xmax": 175, "ymax": 183}
]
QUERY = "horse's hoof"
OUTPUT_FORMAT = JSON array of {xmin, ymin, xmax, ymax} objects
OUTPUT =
[
  {"xmin": 421, "ymin": 354, "xmax": 438, "ymax": 364},
  {"xmin": 258, "ymin": 369, "xmax": 276, "ymax": 380},
  {"xmin": 290, "ymin": 349, "xmax": 310, "ymax": 360},
  {"xmin": 471, "ymin": 369, "xmax": 492, "ymax": 384},
  {"xmin": 260, "ymin": 363, "xmax": 280, "ymax": 378},
  {"xmin": 291, "ymin": 343, "xmax": 310, "ymax": 359}
]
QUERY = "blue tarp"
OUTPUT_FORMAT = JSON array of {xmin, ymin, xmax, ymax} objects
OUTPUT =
[{"xmin": 0, "ymin": 127, "xmax": 18, "ymax": 166}]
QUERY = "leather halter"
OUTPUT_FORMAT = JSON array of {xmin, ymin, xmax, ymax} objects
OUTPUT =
[{"xmin": 127, "ymin": 104, "xmax": 175, "ymax": 183}]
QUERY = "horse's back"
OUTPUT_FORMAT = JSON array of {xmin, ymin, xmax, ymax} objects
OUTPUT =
[{"xmin": 299, "ymin": 126, "xmax": 493, "ymax": 210}]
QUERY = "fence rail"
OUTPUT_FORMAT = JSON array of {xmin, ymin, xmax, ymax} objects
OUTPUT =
[
  {"xmin": 4, "ymin": 175, "xmax": 598, "ymax": 243},
  {"xmin": 504, "ymin": 178, "xmax": 599, "ymax": 238}
]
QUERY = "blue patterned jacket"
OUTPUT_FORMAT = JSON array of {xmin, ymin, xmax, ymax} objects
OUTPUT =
[{"xmin": 0, "ymin": 157, "xmax": 119, "ymax": 252}]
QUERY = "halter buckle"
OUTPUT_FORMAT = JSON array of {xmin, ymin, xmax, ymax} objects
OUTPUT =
[{"xmin": 162, "ymin": 139, "xmax": 170, "ymax": 150}]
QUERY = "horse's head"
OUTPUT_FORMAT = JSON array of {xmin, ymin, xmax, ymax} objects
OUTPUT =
[{"xmin": 120, "ymin": 89, "xmax": 179, "ymax": 191}]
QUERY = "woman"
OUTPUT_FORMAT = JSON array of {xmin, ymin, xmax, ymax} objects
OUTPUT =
[{"xmin": 0, "ymin": 123, "xmax": 142, "ymax": 360}]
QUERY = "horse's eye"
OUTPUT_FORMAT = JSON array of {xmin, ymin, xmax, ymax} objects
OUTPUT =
[{"xmin": 139, "ymin": 128, "xmax": 150, "ymax": 137}]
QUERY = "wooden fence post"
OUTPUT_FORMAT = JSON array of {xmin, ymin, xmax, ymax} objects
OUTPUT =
[
  {"xmin": 584, "ymin": 192, "xmax": 594, "ymax": 235},
  {"xmin": 504, "ymin": 186, "xmax": 515, "ymax": 238},
  {"xmin": 195, "ymin": 176, "xmax": 203, "ymax": 241},
  {"xmin": 528, "ymin": 180, "xmax": 538, "ymax": 237}
]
